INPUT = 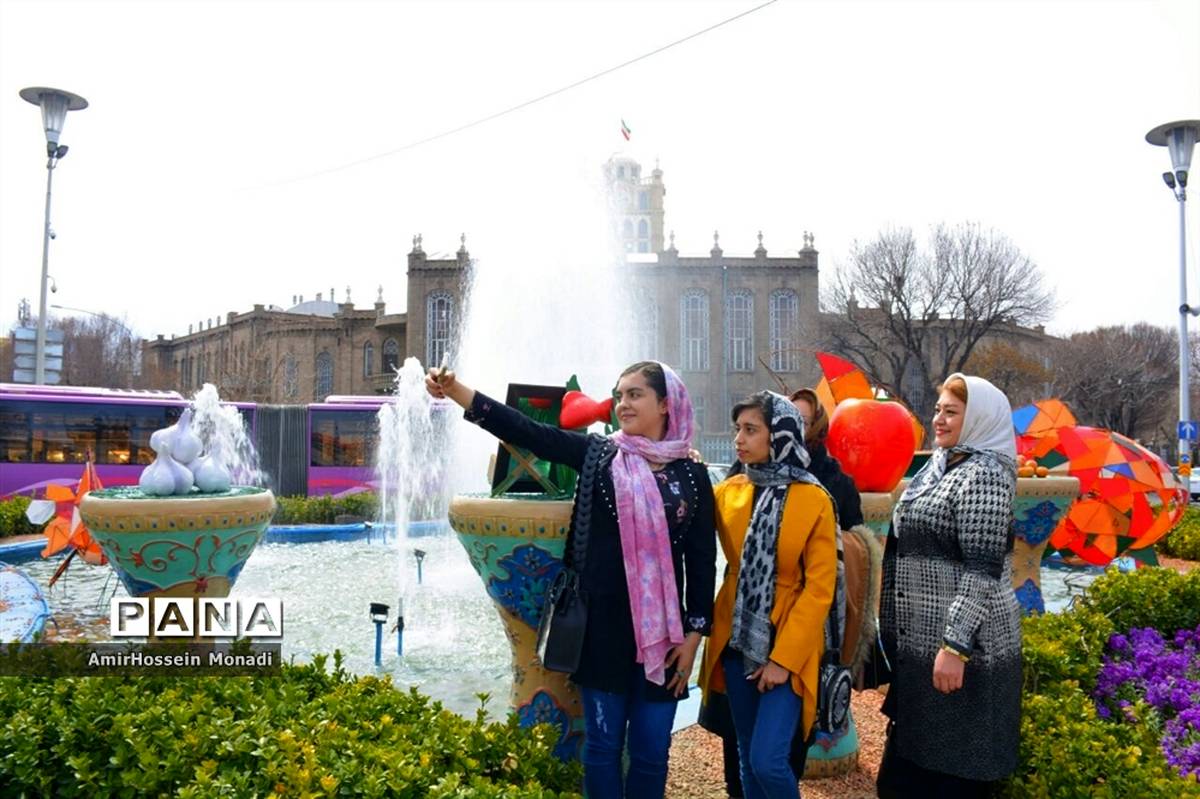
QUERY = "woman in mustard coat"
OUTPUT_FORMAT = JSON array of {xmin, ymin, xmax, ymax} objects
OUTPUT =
[{"xmin": 700, "ymin": 391, "xmax": 837, "ymax": 799}]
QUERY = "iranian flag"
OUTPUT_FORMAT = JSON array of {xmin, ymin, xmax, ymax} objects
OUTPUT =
[{"xmin": 620, "ymin": 119, "xmax": 631, "ymax": 141}]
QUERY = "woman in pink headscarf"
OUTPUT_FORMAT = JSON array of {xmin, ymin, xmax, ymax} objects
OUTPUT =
[{"xmin": 428, "ymin": 361, "xmax": 716, "ymax": 799}]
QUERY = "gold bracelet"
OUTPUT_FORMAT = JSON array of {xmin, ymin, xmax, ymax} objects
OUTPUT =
[{"xmin": 941, "ymin": 644, "xmax": 970, "ymax": 663}]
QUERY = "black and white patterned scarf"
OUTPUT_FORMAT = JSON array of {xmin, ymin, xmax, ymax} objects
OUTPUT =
[{"xmin": 730, "ymin": 392, "xmax": 823, "ymax": 675}]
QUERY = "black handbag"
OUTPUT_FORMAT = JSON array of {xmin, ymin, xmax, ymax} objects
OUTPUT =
[
  {"xmin": 536, "ymin": 567, "xmax": 588, "ymax": 672},
  {"xmin": 534, "ymin": 435, "xmax": 605, "ymax": 673}
]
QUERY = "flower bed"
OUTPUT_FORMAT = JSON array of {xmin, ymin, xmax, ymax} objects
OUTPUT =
[
  {"xmin": 1012, "ymin": 567, "xmax": 1200, "ymax": 796},
  {"xmin": 1094, "ymin": 626, "xmax": 1200, "ymax": 778}
]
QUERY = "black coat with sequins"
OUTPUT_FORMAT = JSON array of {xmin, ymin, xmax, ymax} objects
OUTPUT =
[{"xmin": 465, "ymin": 392, "xmax": 717, "ymax": 700}]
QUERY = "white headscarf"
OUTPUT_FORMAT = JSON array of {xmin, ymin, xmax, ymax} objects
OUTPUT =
[
  {"xmin": 952, "ymin": 373, "xmax": 1017, "ymax": 461},
  {"xmin": 899, "ymin": 372, "xmax": 1016, "ymax": 504}
]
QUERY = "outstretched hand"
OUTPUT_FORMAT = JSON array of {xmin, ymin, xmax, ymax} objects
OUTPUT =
[{"xmin": 425, "ymin": 367, "xmax": 474, "ymax": 408}]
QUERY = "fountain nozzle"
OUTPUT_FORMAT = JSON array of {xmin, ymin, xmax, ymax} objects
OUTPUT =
[
  {"xmin": 370, "ymin": 602, "xmax": 389, "ymax": 667},
  {"xmin": 414, "ymin": 548, "xmax": 426, "ymax": 584}
]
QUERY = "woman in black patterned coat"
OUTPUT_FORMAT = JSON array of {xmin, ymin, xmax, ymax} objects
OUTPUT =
[{"xmin": 877, "ymin": 373, "xmax": 1021, "ymax": 798}]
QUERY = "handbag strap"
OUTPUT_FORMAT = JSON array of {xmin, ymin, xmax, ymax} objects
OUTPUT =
[{"xmin": 564, "ymin": 434, "xmax": 609, "ymax": 575}]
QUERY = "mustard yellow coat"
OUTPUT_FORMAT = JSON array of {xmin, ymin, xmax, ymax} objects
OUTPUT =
[{"xmin": 700, "ymin": 474, "xmax": 838, "ymax": 739}]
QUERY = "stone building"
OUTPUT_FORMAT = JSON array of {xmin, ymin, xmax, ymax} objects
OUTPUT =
[
  {"xmin": 143, "ymin": 158, "xmax": 826, "ymax": 460},
  {"xmin": 143, "ymin": 238, "xmax": 470, "ymax": 404}
]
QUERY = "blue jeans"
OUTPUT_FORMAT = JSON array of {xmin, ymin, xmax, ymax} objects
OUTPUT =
[
  {"xmin": 580, "ymin": 673, "xmax": 679, "ymax": 799},
  {"xmin": 721, "ymin": 649, "xmax": 803, "ymax": 799}
]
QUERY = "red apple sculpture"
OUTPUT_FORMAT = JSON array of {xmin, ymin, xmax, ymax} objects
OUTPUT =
[{"xmin": 827, "ymin": 399, "xmax": 918, "ymax": 493}]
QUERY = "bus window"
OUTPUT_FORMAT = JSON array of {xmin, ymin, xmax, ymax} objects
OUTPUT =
[
  {"xmin": 0, "ymin": 400, "xmax": 182, "ymax": 465},
  {"xmin": 0, "ymin": 404, "xmax": 30, "ymax": 462},
  {"xmin": 310, "ymin": 409, "xmax": 376, "ymax": 467}
]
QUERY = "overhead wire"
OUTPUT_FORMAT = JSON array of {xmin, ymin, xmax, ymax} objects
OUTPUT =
[{"xmin": 259, "ymin": 0, "xmax": 779, "ymax": 188}]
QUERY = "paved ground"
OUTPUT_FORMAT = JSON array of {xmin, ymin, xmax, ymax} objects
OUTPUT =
[{"xmin": 667, "ymin": 688, "xmax": 888, "ymax": 799}]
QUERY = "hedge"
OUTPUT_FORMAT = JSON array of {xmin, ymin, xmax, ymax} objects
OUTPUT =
[
  {"xmin": 1158, "ymin": 506, "xmax": 1200, "ymax": 561},
  {"xmin": 273, "ymin": 493, "xmax": 381, "ymax": 525},
  {"xmin": 0, "ymin": 496, "xmax": 39, "ymax": 539},
  {"xmin": 1007, "ymin": 567, "xmax": 1200, "ymax": 797},
  {"xmin": 0, "ymin": 652, "xmax": 581, "ymax": 797}
]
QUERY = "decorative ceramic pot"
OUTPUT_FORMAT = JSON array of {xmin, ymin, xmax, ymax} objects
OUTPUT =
[
  {"xmin": 447, "ymin": 494, "xmax": 583, "ymax": 760},
  {"xmin": 78, "ymin": 487, "xmax": 275, "ymax": 599},
  {"xmin": 860, "ymin": 490, "xmax": 899, "ymax": 537},
  {"xmin": 1011, "ymin": 476, "xmax": 1079, "ymax": 614}
]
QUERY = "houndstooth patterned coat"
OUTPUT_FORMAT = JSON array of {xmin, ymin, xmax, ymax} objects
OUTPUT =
[{"xmin": 880, "ymin": 452, "xmax": 1022, "ymax": 782}]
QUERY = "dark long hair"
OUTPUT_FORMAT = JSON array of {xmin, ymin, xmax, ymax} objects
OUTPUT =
[{"xmin": 619, "ymin": 361, "xmax": 668, "ymax": 400}]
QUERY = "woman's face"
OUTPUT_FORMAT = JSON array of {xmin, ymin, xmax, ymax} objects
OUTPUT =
[
  {"xmin": 614, "ymin": 371, "xmax": 668, "ymax": 440},
  {"xmin": 733, "ymin": 406, "xmax": 771, "ymax": 465},
  {"xmin": 933, "ymin": 388, "xmax": 967, "ymax": 449},
  {"xmin": 792, "ymin": 397, "xmax": 815, "ymax": 430}
]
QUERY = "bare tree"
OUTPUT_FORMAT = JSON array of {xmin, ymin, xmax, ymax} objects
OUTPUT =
[
  {"xmin": 7, "ymin": 312, "xmax": 143, "ymax": 388},
  {"xmin": 823, "ymin": 223, "xmax": 1056, "ymax": 428},
  {"xmin": 965, "ymin": 342, "xmax": 1052, "ymax": 408},
  {"xmin": 1049, "ymin": 323, "xmax": 1176, "ymax": 442}
]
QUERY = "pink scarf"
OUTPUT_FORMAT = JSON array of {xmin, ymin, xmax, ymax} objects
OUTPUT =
[{"xmin": 609, "ymin": 362, "xmax": 695, "ymax": 685}]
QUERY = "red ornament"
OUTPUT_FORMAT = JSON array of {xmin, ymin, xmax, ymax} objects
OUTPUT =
[
  {"xmin": 559, "ymin": 391, "xmax": 614, "ymax": 429},
  {"xmin": 827, "ymin": 399, "xmax": 917, "ymax": 493}
]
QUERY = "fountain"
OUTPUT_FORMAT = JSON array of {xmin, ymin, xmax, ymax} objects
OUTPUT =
[{"xmin": 78, "ymin": 385, "xmax": 275, "ymax": 612}]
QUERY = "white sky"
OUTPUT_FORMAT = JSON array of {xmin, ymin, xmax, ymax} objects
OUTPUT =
[{"xmin": 1, "ymin": 0, "xmax": 1198, "ymax": 341}]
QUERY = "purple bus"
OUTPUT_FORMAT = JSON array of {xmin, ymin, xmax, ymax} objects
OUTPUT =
[
  {"xmin": 2, "ymin": 385, "xmax": 448, "ymax": 500},
  {"xmin": 0, "ymin": 384, "xmax": 254, "ymax": 498},
  {"xmin": 306, "ymin": 396, "xmax": 389, "ymax": 497}
]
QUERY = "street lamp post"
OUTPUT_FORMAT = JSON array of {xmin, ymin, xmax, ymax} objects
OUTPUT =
[
  {"xmin": 19, "ymin": 86, "xmax": 88, "ymax": 385},
  {"xmin": 1146, "ymin": 119, "xmax": 1200, "ymax": 476}
]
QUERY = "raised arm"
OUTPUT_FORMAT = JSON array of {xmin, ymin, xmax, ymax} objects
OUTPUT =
[{"xmin": 427, "ymin": 368, "xmax": 589, "ymax": 469}]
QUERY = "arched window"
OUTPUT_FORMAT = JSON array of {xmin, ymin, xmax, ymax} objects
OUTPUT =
[
  {"xmin": 426, "ymin": 291, "xmax": 453, "ymax": 369},
  {"xmin": 382, "ymin": 338, "xmax": 400, "ymax": 372},
  {"xmin": 680, "ymin": 289, "xmax": 710, "ymax": 371},
  {"xmin": 315, "ymin": 351, "xmax": 333, "ymax": 399},
  {"xmin": 637, "ymin": 219, "xmax": 649, "ymax": 238},
  {"xmin": 283, "ymin": 353, "xmax": 299, "ymax": 399},
  {"xmin": 638, "ymin": 191, "xmax": 650, "ymax": 211},
  {"xmin": 636, "ymin": 297, "xmax": 658, "ymax": 360},
  {"xmin": 726, "ymin": 290, "xmax": 753, "ymax": 372},
  {"xmin": 363, "ymin": 342, "xmax": 375, "ymax": 378},
  {"xmin": 769, "ymin": 289, "xmax": 800, "ymax": 372}
]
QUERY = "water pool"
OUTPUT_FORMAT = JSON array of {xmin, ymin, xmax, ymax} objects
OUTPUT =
[{"xmin": 19, "ymin": 534, "xmax": 512, "ymax": 717}]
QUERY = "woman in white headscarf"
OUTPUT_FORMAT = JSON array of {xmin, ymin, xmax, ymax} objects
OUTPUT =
[{"xmin": 876, "ymin": 374, "xmax": 1022, "ymax": 798}]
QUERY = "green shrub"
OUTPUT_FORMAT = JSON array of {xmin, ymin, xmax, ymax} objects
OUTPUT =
[
  {"xmin": 0, "ymin": 652, "xmax": 580, "ymax": 797},
  {"xmin": 1006, "ymin": 567, "xmax": 1200, "ymax": 797},
  {"xmin": 273, "ymin": 492, "xmax": 381, "ymax": 525},
  {"xmin": 0, "ymin": 496, "xmax": 39, "ymax": 538},
  {"xmin": 1158, "ymin": 506, "xmax": 1200, "ymax": 561}
]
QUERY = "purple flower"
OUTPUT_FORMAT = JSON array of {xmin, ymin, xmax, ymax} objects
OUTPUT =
[{"xmin": 1094, "ymin": 624, "xmax": 1200, "ymax": 779}]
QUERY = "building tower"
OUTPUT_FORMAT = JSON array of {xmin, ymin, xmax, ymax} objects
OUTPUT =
[{"xmin": 603, "ymin": 156, "xmax": 666, "ymax": 254}]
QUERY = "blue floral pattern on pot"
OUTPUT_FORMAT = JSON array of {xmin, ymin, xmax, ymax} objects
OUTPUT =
[
  {"xmin": 1014, "ymin": 577, "xmax": 1046, "ymax": 615},
  {"xmin": 486, "ymin": 543, "xmax": 564, "ymax": 629},
  {"xmin": 517, "ymin": 689, "xmax": 583, "ymax": 760},
  {"xmin": 1014, "ymin": 499, "xmax": 1064, "ymax": 547}
]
